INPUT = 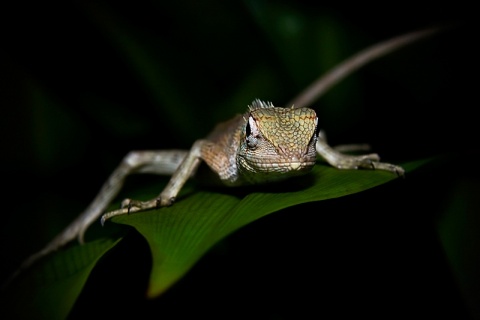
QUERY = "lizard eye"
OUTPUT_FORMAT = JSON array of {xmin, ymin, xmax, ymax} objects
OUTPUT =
[{"xmin": 246, "ymin": 136, "xmax": 258, "ymax": 149}]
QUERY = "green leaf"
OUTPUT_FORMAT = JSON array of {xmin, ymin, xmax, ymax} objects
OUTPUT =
[
  {"xmin": 0, "ymin": 158, "xmax": 430, "ymax": 319},
  {"xmin": 1, "ymin": 235, "xmax": 123, "ymax": 320},
  {"xmin": 113, "ymin": 159, "xmax": 427, "ymax": 297}
]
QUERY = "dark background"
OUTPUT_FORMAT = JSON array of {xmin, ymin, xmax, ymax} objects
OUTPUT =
[{"xmin": 1, "ymin": 1, "xmax": 478, "ymax": 319}]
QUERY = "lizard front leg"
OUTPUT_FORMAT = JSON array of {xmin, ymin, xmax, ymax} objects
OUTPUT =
[
  {"xmin": 316, "ymin": 131, "xmax": 405, "ymax": 175},
  {"xmin": 101, "ymin": 139, "xmax": 229, "ymax": 223}
]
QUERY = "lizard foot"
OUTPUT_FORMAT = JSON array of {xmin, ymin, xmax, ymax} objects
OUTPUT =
[
  {"xmin": 101, "ymin": 196, "xmax": 174, "ymax": 225},
  {"xmin": 334, "ymin": 154, "xmax": 404, "ymax": 176}
]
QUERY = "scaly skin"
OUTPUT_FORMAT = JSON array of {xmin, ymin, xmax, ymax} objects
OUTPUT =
[
  {"xmin": 236, "ymin": 100, "xmax": 318, "ymax": 184},
  {"xmin": 8, "ymin": 27, "xmax": 438, "ymax": 283}
]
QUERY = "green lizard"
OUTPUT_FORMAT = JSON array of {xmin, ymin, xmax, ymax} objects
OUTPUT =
[{"xmin": 16, "ymin": 27, "xmax": 438, "ymax": 277}]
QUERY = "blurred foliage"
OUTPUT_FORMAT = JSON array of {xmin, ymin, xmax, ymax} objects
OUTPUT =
[{"xmin": 0, "ymin": 0, "xmax": 478, "ymax": 319}]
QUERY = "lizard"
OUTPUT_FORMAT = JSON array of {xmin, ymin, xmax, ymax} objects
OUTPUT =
[{"xmin": 13, "ymin": 27, "xmax": 439, "ymax": 279}]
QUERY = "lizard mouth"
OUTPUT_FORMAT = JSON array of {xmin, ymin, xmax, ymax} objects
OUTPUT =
[
  {"xmin": 289, "ymin": 161, "xmax": 303, "ymax": 170},
  {"xmin": 288, "ymin": 156, "xmax": 310, "ymax": 170},
  {"xmin": 290, "ymin": 162, "xmax": 301, "ymax": 170},
  {"xmin": 237, "ymin": 155, "xmax": 316, "ymax": 184},
  {"xmin": 237, "ymin": 152, "xmax": 317, "ymax": 176},
  {"xmin": 288, "ymin": 160, "xmax": 316, "ymax": 171},
  {"xmin": 254, "ymin": 159, "xmax": 316, "ymax": 172}
]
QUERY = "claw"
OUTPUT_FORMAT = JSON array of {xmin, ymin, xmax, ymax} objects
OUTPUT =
[
  {"xmin": 100, "ymin": 214, "xmax": 107, "ymax": 227},
  {"xmin": 395, "ymin": 166, "xmax": 406, "ymax": 178},
  {"xmin": 100, "ymin": 207, "xmax": 130, "ymax": 226},
  {"xmin": 121, "ymin": 198, "xmax": 131, "ymax": 209}
]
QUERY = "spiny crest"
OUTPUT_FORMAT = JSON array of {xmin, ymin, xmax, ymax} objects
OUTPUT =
[{"xmin": 248, "ymin": 99, "xmax": 274, "ymax": 111}]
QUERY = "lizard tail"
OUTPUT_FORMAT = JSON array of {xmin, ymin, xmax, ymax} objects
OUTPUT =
[{"xmin": 289, "ymin": 26, "xmax": 443, "ymax": 109}]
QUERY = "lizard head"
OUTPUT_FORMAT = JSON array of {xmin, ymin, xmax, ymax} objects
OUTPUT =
[{"xmin": 237, "ymin": 99, "xmax": 318, "ymax": 184}]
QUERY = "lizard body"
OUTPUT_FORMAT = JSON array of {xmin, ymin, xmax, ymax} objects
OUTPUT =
[
  {"xmin": 102, "ymin": 98, "xmax": 401, "ymax": 224},
  {"xmin": 11, "ymin": 27, "xmax": 439, "ymax": 280},
  {"xmin": 111, "ymin": 100, "xmax": 322, "ymax": 216}
]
